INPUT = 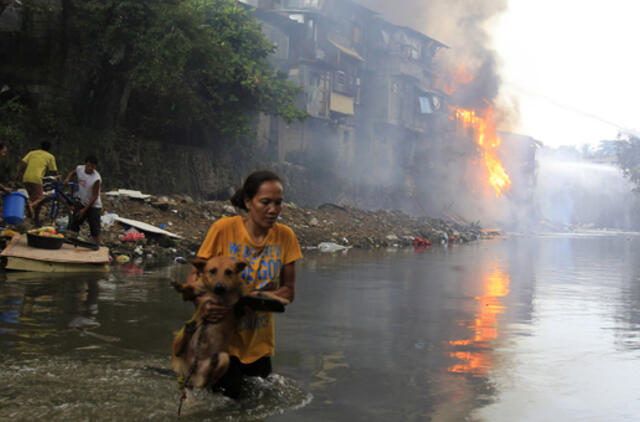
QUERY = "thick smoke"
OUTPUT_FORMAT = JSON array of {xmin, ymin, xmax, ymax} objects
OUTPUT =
[
  {"xmin": 358, "ymin": 0, "xmax": 508, "ymax": 108},
  {"xmin": 346, "ymin": 0, "xmax": 515, "ymax": 224},
  {"xmin": 344, "ymin": 1, "xmax": 639, "ymax": 232}
]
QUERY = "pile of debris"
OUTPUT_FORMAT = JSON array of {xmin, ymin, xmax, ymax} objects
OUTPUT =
[{"xmin": 94, "ymin": 190, "xmax": 496, "ymax": 262}]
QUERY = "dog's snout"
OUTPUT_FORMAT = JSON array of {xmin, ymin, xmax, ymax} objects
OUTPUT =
[{"xmin": 213, "ymin": 283, "xmax": 227, "ymax": 295}]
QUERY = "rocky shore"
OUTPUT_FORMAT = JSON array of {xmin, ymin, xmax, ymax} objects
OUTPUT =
[{"xmin": 98, "ymin": 193, "xmax": 497, "ymax": 262}]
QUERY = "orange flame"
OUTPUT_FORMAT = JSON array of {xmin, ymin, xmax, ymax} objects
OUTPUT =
[
  {"xmin": 436, "ymin": 63, "xmax": 474, "ymax": 96},
  {"xmin": 435, "ymin": 61, "xmax": 512, "ymax": 197},
  {"xmin": 453, "ymin": 106, "xmax": 512, "ymax": 197}
]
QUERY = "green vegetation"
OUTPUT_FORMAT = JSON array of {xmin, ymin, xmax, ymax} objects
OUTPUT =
[
  {"xmin": 614, "ymin": 136, "xmax": 640, "ymax": 192},
  {"xmin": 1, "ymin": 0, "xmax": 307, "ymax": 146}
]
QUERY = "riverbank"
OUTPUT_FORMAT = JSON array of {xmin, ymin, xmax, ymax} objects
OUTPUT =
[{"xmin": 97, "ymin": 193, "xmax": 497, "ymax": 262}]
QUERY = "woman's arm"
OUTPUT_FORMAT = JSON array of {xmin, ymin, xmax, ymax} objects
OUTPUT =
[{"xmin": 272, "ymin": 262, "xmax": 296, "ymax": 303}]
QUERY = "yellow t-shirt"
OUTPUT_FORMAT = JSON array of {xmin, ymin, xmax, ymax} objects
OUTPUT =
[
  {"xmin": 197, "ymin": 216, "xmax": 302, "ymax": 363},
  {"xmin": 21, "ymin": 149, "xmax": 57, "ymax": 184}
]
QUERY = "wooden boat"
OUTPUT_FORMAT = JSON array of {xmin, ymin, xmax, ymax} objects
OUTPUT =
[{"xmin": 1, "ymin": 234, "xmax": 110, "ymax": 272}]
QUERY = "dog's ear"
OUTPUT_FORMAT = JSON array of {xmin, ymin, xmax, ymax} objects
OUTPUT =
[
  {"xmin": 189, "ymin": 258, "xmax": 207, "ymax": 273},
  {"xmin": 234, "ymin": 261, "xmax": 248, "ymax": 274}
]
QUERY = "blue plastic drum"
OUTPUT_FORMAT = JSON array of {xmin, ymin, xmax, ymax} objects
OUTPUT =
[{"xmin": 2, "ymin": 191, "xmax": 28, "ymax": 225}]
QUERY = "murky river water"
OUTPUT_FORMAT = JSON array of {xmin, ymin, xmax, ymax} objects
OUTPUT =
[{"xmin": 2, "ymin": 233, "xmax": 640, "ymax": 421}]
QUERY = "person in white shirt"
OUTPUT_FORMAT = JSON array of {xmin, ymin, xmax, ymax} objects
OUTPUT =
[{"xmin": 64, "ymin": 155, "xmax": 102, "ymax": 243}]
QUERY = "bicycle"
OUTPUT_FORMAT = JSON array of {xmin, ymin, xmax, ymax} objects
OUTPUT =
[
  {"xmin": 33, "ymin": 176, "xmax": 99, "ymax": 251},
  {"xmin": 34, "ymin": 176, "xmax": 79, "ymax": 229}
]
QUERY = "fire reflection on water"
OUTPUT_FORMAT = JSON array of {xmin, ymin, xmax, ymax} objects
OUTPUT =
[{"xmin": 447, "ymin": 263, "xmax": 511, "ymax": 375}]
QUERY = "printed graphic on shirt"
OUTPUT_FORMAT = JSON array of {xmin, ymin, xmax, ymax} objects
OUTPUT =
[
  {"xmin": 238, "ymin": 314, "xmax": 270, "ymax": 332},
  {"xmin": 228, "ymin": 241, "xmax": 283, "ymax": 291}
]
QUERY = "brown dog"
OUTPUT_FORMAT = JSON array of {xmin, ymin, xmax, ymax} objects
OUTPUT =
[{"xmin": 171, "ymin": 256, "xmax": 248, "ymax": 396}]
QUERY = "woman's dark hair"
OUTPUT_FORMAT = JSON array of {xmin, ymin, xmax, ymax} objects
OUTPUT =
[
  {"xmin": 230, "ymin": 170, "xmax": 282, "ymax": 211},
  {"xmin": 84, "ymin": 155, "xmax": 98, "ymax": 165},
  {"xmin": 40, "ymin": 141, "xmax": 51, "ymax": 151}
]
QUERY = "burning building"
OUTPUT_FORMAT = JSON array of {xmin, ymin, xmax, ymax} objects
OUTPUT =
[{"xmin": 241, "ymin": 0, "xmax": 537, "ymax": 223}]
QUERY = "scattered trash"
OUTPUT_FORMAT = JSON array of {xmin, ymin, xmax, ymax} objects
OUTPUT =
[
  {"xmin": 100, "ymin": 212, "xmax": 118, "ymax": 227},
  {"xmin": 174, "ymin": 256, "xmax": 187, "ymax": 264},
  {"xmin": 115, "ymin": 216, "xmax": 181, "ymax": 238},
  {"xmin": 119, "ymin": 232, "xmax": 145, "ymax": 242},
  {"xmin": 91, "ymin": 185, "xmax": 486, "ymax": 265},
  {"xmin": 414, "ymin": 236, "xmax": 432, "ymax": 247},
  {"xmin": 105, "ymin": 189, "xmax": 152, "ymax": 200},
  {"xmin": 223, "ymin": 205, "xmax": 236, "ymax": 215},
  {"xmin": 116, "ymin": 255, "xmax": 131, "ymax": 264},
  {"xmin": 318, "ymin": 242, "xmax": 349, "ymax": 253}
]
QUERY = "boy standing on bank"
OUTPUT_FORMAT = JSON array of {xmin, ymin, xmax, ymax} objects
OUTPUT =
[{"xmin": 64, "ymin": 155, "xmax": 102, "ymax": 243}]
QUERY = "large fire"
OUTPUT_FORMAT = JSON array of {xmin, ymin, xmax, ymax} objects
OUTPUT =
[
  {"xmin": 436, "ymin": 62, "xmax": 512, "ymax": 197},
  {"xmin": 453, "ymin": 106, "xmax": 512, "ymax": 197}
]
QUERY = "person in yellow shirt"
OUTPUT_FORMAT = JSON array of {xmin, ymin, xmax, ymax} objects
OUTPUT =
[
  {"xmin": 186, "ymin": 170, "xmax": 302, "ymax": 399},
  {"xmin": 15, "ymin": 141, "xmax": 59, "ymax": 217}
]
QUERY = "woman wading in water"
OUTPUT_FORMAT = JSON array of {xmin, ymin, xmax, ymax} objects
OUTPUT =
[{"xmin": 185, "ymin": 170, "xmax": 302, "ymax": 399}]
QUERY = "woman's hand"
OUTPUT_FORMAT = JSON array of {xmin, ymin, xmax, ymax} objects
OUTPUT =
[{"xmin": 199, "ymin": 297, "xmax": 232, "ymax": 323}]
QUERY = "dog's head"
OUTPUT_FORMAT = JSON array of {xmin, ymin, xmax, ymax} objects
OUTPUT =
[{"xmin": 172, "ymin": 256, "xmax": 248, "ymax": 306}]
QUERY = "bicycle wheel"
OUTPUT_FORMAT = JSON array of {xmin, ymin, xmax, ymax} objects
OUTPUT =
[{"xmin": 34, "ymin": 197, "xmax": 73, "ymax": 229}]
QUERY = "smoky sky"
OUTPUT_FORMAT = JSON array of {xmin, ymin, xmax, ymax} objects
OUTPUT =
[{"xmin": 356, "ymin": 0, "xmax": 508, "ymax": 109}]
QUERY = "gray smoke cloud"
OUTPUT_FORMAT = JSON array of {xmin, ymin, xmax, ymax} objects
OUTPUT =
[
  {"xmin": 345, "ymin": 0, "xmax": 517, "ymax": 223},
  {"xmin": 344, "ymin": 1, "xmax": 639, "ymax": 231},
  {"xmin": 357, "ymin": 0, "xmax": 508, "ymax": 108}
]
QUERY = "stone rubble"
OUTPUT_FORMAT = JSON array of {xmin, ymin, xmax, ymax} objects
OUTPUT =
[{"xmin": 95, "ymin": 194, "xmax": 496, "ymax": 262}]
